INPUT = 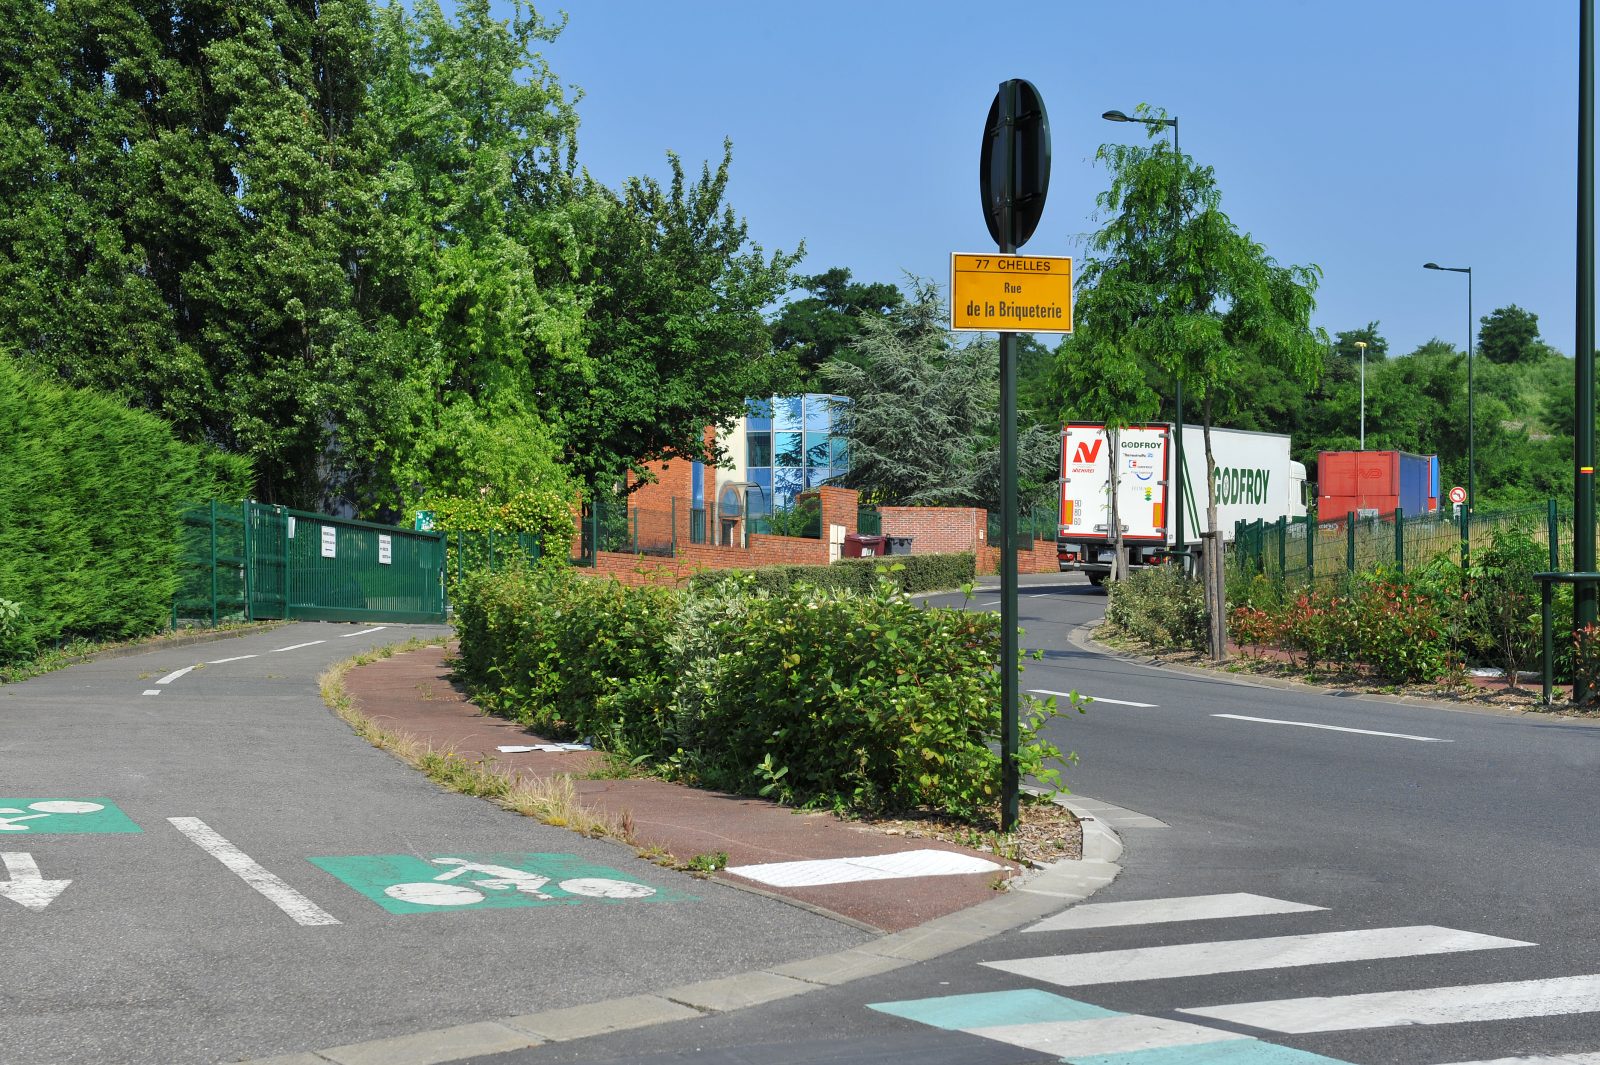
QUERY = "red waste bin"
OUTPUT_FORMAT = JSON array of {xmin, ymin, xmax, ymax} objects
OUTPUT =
[{"xmin": 843, "ymin": 533, "xmax": 887, "ymax": 558}]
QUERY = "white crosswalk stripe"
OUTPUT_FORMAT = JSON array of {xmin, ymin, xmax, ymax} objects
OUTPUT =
[
  {"xmin": 984, "ymin": 925, "xmax": 1531, "ymax": 987},
  {"xmin": 1026, "ymin": 891, "xmax": 1326, "ymax": 933},
  {"xmin": 1181, "ymin": 973, "xmax": 1600, "ymax": 1033},
  {"xmin": 1434, "ymin": 1055, "xmax": 1600, "ymax": 1064}
]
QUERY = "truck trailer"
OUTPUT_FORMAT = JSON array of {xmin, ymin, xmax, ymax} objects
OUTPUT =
[{"xmin": 1057, "ymin": 422, "xmax": 1308, "ymax": 585}]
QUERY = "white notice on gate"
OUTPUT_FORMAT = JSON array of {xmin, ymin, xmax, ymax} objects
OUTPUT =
[
  {"xmin": 321, "ymin": 526, "xmax": 337, "ymax": 559},
  {"xmin": 378, "ymin": 534, "xmax": 392, "ymax": 565}
]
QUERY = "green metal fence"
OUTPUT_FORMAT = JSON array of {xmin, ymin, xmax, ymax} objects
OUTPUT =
[
  {"xmin": 443, "ymin": 530, "xmax": 542, "ymax": 592},
  {"xmin": 857, "ymin": 505, "xmax": 882, "ymax": 535},
  {"xmin": 177, "ymin": 501, "xmax": 446, "ymax": 625},
  {"xmin": 1231, "ymin": 502, "xmax": 1573, "ymax": 588},
  {"xmin": 987, "ymin": 506, "xmax": 1057, "ymax": 549}
]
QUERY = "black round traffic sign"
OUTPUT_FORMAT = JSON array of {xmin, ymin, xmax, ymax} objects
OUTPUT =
[{"xmin": 979, "ymin": 79, "xmax": 1051, "ymax": 250}]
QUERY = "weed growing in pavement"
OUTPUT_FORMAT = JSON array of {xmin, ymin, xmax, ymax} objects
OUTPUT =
[{"xmin": 684, "ymin": 851, "xmax": 728, "ymax": 875}]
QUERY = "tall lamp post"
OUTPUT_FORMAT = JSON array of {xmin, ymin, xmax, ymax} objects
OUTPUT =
[
  {"xmin": 1423, "ymin": 262, "xmax": 1474, "ymax": 509},
  {"xmin": 1103, "ymin": 108, "xmax": 1184, "ymax": 558},
  {"xmin": 1354, "ymin": 340, "xmax": 1368, "ymax": 449}
]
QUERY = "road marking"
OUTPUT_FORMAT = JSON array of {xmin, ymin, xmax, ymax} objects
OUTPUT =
[
  {"xmin": 268, "ymin": 640, "xmax": 326, "ymax": 653},
  {"xmin": 1027, "ymin": 892, "xmax": 1326, "ymax": 933},
  {"xmin": 1031, "ymin": 689, "xmax": 1156, "ymax": 708},
  {"xmin": 1212, "ymin": 714, "xmax": 1452, "ymax": 743},
  {"xmin": 142, "ymin": 689, "xmax": 162, "ymax": 696},
  {"xmin": 169, "ymin": 817, "xmax": 341, "ymax": 926},
  {"xmin": 0, "ymin": 799, "xmax": 140, "ymax": 834},
  {"xmin": 869, "ymin": 989, "xmax": 1351, "ymax": 1063},
  {"xmin": 310, "ymin": 853, "xmax": 685, "ymax": 914},
  {"xmin": 0, "ymin": 853, "xmax": 71, "ymax": 910},
  {"xmin": 1446, "ymin": 1049, "xmax": 1600, "ymax": 1055},
  {"xmin": 978, "ymin": 600, "xmax": 1000, "ymax": 607},
  {"xmin": 982, "ymin": 926, "xmax": 1531, "ymax": 987},
  {"xmin": 1181, "ymin": 973, "xmax": 1600, "ymax": 1034},
  {"xmin": 725, "ymin": 849, "xmax": 1004, "ymax": 888},
  {"xmin": 339, "ymin": 626, "xmax": 388, "ymax": 638},
  {"xmin": 968, "ymin": 1015, "xmax": 1252, "ymax": 1058},
  {"xmin": 206, "ymin": 654, "xmax": 258, "ymax": 664},
  {"xmin": 154, "ymin": 665, "xmax": 196, "ymax": 685}
]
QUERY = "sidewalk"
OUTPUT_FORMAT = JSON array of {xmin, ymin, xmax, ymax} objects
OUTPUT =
[{"xmin": 342, "ymin": 644, "xmax": 1078, "ymax": 932}]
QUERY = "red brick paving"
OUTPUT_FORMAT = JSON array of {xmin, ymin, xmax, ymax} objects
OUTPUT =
[{"xmin": 341, "ymin": 643, "xmax": 1022, "ymax": 932}]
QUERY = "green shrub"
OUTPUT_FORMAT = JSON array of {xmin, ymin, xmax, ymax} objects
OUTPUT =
[
  {"xmin": 455, "ymin": 562, "xmax": 1071, "ymax": 819},
  {"xmin": 0, "ymin": 356, "xmax": 251, "ymax": 662},
  {"xmin": 1465, "ymin": 526, "xmax": 1544, "ymax": 685},
  {"xmin": 1104, "ymin": 565, "xmax": 1208, "ymax": 653},
  {"xmin": 688, "ymin": 553, "xmax": 975, "ymax": 598}
]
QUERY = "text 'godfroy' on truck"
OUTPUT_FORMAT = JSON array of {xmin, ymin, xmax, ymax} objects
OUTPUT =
[{"xmin": 1056, "ymin": 422, "xmax": 1308, "ymax": 586}]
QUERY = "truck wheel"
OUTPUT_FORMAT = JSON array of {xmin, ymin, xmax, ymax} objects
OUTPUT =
[{"xmin": 1088, "ymin": 573, "xmax": 1106, "ymax": 588}]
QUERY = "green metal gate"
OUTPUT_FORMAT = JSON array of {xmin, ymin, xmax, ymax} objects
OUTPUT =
[{"xmin": 177, "ymin": 502, "xmax": 446, "ymax": 625}]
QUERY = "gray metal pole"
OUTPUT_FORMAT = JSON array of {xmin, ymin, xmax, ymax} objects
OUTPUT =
[
  {"xmin": 1171, "ymin": 117, "xmax": 1185, "ymax": 563},
  {"xmin": 1577, "ymin": 0, "xmax": 1597, "ymax": 700},
  {"xmin": 998, "ymin": 80, "xmax": 1021, "ymax": 832},
  {"xmin": 1467, "ymin": 267, "xmax": 1475, "ymax": 509}
]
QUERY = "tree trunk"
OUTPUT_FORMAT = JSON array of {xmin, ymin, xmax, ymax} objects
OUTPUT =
[
  {"xmin": 1107, "ymin": 426, "xmax": 1127, "ymax": 581},
  {"xmin": 1202, "ymin": 397, "xmax": 1227, "ymax": 662}
]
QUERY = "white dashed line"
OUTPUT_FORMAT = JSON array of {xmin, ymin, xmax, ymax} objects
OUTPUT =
[
  {"xmin": 268, "ymin": 640, "xmax": 326, "ymax": 653},
  {"xmin": 338, "ymin": 626, "xmax": 387, "ymax": 638},
  {"xmin": 142, "ymin": 689, "xmax": 162, "ymax": 696},
  {"xmin": 154, "ymin": 665, "xmax": 196, "ymax": 685},
  {"xmin": 1212, "ymin": 714, "xmax": 1452, "ymax": 743},
  {"xmin": 206, "ymin": 654, "xmax": 258, "ymax": 665},
  {"xmin": 1030, "ymin": 689, "xmax": 1156, "ymax": 708},
  {"xmin": 168, "ymin": 817, "xmax": 341, "ymax": 927}
]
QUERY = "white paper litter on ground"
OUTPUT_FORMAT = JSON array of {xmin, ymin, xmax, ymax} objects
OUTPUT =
[{"xmin": 496, "ymin": 743, "xmax": 593, "ymax": 753}]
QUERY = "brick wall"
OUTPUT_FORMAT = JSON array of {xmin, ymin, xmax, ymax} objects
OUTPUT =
[
  {"xmin": 879, "ymin": 506, "xmax": 987, "ymax": 555},
  {"xmin": 977, "ymin": 539, "xmax": 1061, "ymax": 575},
  {"xmin": 586, "ymin": 533, "xmax": 833, "ymax": 587}
]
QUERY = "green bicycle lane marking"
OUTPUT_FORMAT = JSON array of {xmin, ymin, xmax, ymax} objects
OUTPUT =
[
  {"xmin": 309, "ymin": 852, "xmax": 694, "ymax": 914},
  {"xmin": 0, "ymin": 799, "xmax": 142, "ymax": 834}
]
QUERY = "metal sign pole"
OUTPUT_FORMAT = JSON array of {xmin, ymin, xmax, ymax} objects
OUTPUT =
[
  {"xmin": 997, "ymin": 79, "xmax": 1021, "ymax": 833},
  {"xmin": 1579, "ymin": 0, "xmax": 1596, "ymax": 703}
]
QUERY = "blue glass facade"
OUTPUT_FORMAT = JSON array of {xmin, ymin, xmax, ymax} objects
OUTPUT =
[{"xmin": 744, "ymin": 394, "xmax": 849, "ymax": 515}]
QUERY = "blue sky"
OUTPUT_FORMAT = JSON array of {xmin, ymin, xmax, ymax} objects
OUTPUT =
[{"xmin": 508, "ymin": 1, "xmax": 1586, "ymax": 359}]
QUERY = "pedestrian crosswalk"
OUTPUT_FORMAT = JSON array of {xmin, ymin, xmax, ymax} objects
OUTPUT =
[{"xmin": 869, "ymin": 891, "xmax": 1600, "ymax": 1064}]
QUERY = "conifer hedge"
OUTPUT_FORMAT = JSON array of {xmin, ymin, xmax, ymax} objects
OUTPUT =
[{"xmin": 0, "ymin": 357, "xmax": 252, "ymax": 660}]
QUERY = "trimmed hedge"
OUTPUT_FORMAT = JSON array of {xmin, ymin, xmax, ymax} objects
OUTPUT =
[
  {"xmin": 688, "ymin": 552, "xmax": 975, "ymax": 597},
  {"xmin": 0, "ymin": 356, "xmax": 251, "ymax": 661},
  {"xmin": 453, "ymin": 562, "xmax": 1071, "ymax": 818}
]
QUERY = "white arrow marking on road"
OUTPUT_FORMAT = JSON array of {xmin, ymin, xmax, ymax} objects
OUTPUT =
[
  {"xmin": 339, "ymin": 626, "xmax": 387, "ymax": 638},
  {"xmin": 168, "ymin": 817, "xmax": 341, "ymax": 926},
  {"xmin": 1212, "ymin": 714, "xmax": 1451, "ymax": 743},
  {"xmin": 155, "ymin": 665, "xmax": 196, "ymax": 685},
  {"xmin": 1030, "ymin": 689, "xmax": 1156, "ymax": 708},
  {"xmin": 268, "ymin": 640, "xmax": 326, "ymax": 653},
  {"xmin": 0, "ymin": 853, "xmax": 70, "ymax": 911}
]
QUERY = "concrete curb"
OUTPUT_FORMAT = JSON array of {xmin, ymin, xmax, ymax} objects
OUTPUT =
[
  {"xmin": 229, "ymin": 803, "xmax": 1126, "ymax": 1065},
  {"xmin": 1068, "ymin": 621, "xmax": 1600, "ymax": 724}
]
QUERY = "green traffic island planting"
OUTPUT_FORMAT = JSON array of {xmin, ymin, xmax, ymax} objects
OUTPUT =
[{"xmin": 446, "ymin": 559, "xmax": 1086, "ymax": 870}]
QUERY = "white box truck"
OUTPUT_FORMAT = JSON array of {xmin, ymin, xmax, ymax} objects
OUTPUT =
[{"xmin": 1057, "ymin": 422, "xmax": 1307, "ymax": 585}]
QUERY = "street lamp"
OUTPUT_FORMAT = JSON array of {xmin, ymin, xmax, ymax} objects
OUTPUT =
[
  {"xmin": 1103, "ymin": 108, "xmax": 1184, "ymax": 557},
  {"xmin": 1354, "ymin": 340, "xmax": 1367, "ymax": 449},
  {"xmin": 1423, "ymin": 262, "xmax": 1474, "ymax": 508}
]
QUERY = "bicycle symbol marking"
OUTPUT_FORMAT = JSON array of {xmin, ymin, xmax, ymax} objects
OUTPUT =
[
  {"xmin": 382, "ymin": 857, "xmax": 656, "ymax": 907},
  {"xmin": 0, "ymin": 799, "xmax": 137, "ymax": 831},
  {"xmin": 310, "ymin": 852, "xmax": 686, "ymax": 914}
]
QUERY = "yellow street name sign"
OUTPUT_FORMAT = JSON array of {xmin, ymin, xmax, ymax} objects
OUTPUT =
[{"xmin": 949, "ymin": 253, "xmax": 1073, "ymax": 333}]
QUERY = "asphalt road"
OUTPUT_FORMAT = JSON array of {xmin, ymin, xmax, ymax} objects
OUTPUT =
[
  {"xmin": 468, "ymin": 576, "xmax": 1600, "ymax": 1065},
  {"xmin": 0, "ymin": 623, "xmax": 867, "ymax": 1065}
]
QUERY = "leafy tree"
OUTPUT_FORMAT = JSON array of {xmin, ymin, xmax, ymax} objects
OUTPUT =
[
  {"xmin": 1061, "ymin": 105, "xmax": 1325, "ymax": 655},
  {"xmin": 820, "ymin": 282, "xmax": 1056, "ymax": 512},
  {"xmin": 1478, "ymin": 304, "xmax": 1550, "ymax": 365},
  {"xmin": 771, "ymin": 268, "xmax": 903, "ymax": 381},
  {"xmin": 559, "ymin": 144, "xmax": 802, "ymax": 494}
]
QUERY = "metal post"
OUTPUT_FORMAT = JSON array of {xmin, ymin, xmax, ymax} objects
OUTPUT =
[
  {"xmin": 1546, "ymin": 498, "xmax": 1560, "ymax": 704},
  {"xmin": 1277, "ymin": 515, "xmax": 1287, "ymax": 582},
  {"xmin": 1395, "ymin": 508, "xmax": 1405, "ymax": 574},
  {"xmin": 1347, "ymin": 512, "xmax": 1356, "ymax": 575},
  {"xmin": 1577, "ymin": 0, "xmax": 1597, "ymax": 703},
  {"xmin": 1459, "ymin": 501, "xmax": 1471, "ymax": 573},
  {"xmin": 671, "ymin": 497, "xmax": 678, "ymax": 556},
  {"xmin": 591, "ymin": 502, "xmax": 600, "ymax": 567},
  {"xmin": 1171, "ymin": 118, "xmax": 1185, "ymax": 568},
  {"xmin": 998, "ymin": 78, "xmax": 1021, "ymax": 833},
  {"xmin": 242, "ymin": 501, "xmax": 254, "ymax": 621},
  {"xmin": 208, "ymin": 499, "xmax": 219, "ymax": 627},
  {"xmin": 1307, "ymin": 508, "xmax": 1316, "ymax": 584}
]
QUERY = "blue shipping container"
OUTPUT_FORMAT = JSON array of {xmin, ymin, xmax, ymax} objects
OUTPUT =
[{"xmin": 1398, "ymin": 452, "xmax": 1431, "ymax": 515}]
